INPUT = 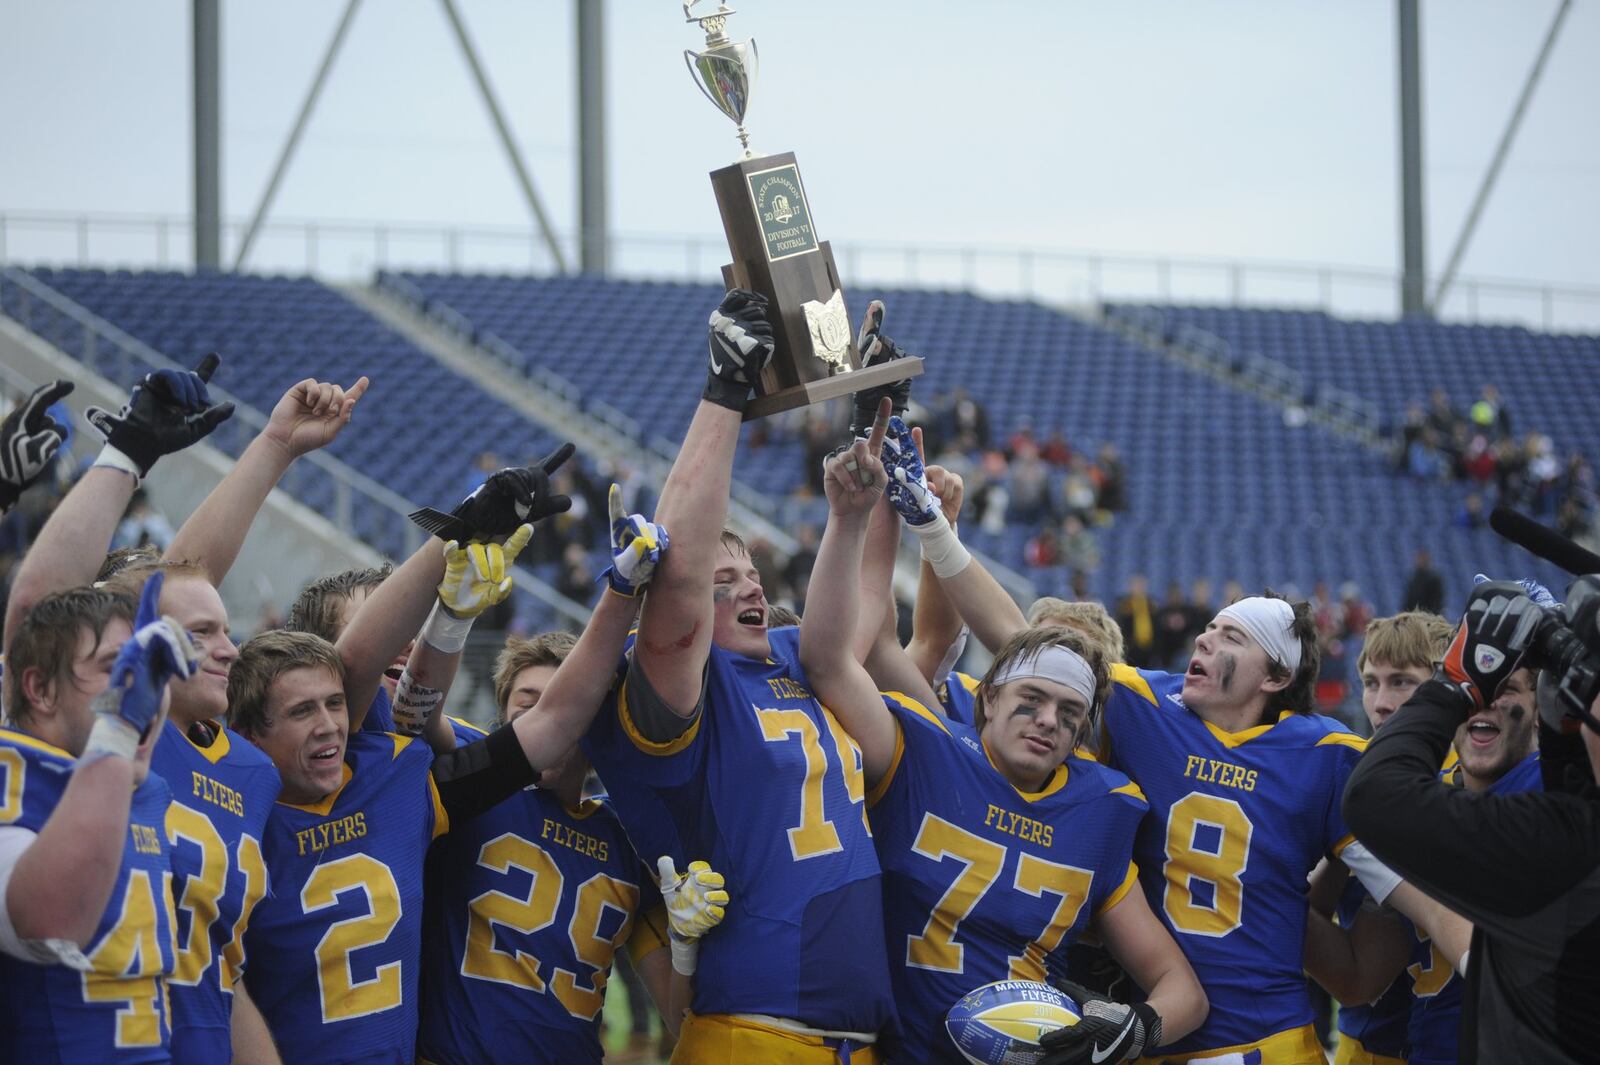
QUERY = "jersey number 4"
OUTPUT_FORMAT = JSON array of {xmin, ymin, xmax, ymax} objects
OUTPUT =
[{"xmin": 756, "ymin": 708, "xmax": 870, "ymax": 861}]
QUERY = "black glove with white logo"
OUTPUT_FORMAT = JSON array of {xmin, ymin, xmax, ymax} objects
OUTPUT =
[
  {"xmin": 1039, "ymin": 979, "xmax": 1161, "ymax": 1065},
  {"xmin": 409, "ymin": 444, "xmax": 575, "ymax": 543},
  {"xmin": 703, "ymin": 288, "xmax": 775, "ymax": 412},
  {"xmin": 848, "ymin": 299, "xmax": 915, "ymax": 438},
  {"xmin": 85, "ymin": 354, "xmax": 234, "ymax": 481},
  {"xmin": 1435, "ymin": 579, "xmax": 1544, "ymax": 712},
  {"xmin": 0, "ymin": 378, "xmax": 73, "ymax": 511}
]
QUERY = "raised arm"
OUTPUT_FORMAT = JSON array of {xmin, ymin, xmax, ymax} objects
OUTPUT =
[
  {"xmin": 166, "ymin": 375, "xmax": 367, "ymax": 582},
  {"xmin": 0, "ymin": 379, "xmax": 73, "ymax": 517},
  {"xmin": 634, "ymin": 291, "xmax": 773, "ymax": 715},
  {"xmin": 905, "ymin": 460, "xmax": 968, "ymax": 682},
  {"xmin": 4, "ymin": 359, "xmax": 233, "ymax": 656},
  {"xmin": 799, "ymin": 418, "xmax": 900, "ymax": 785},
  {"xmin": 337, "ymin": 535, "xmax": 448, "ymax": 732},
  {"xmin": 878, "ymin": 417, "xmax": 1027, "ymax": 651}
]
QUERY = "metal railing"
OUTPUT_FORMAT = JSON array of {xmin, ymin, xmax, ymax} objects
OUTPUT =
[
  {"xmin": 0, "ymin": 266, "xmax": 592, "ymax": 628},
  {"xmin": 3, "ymin": 209, "xmax": 1599, "ymax": 333}
]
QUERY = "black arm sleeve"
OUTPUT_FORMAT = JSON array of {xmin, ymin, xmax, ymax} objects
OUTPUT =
[
  {"xmin": 431, "ymin": 723, "xmax": 538, "ymax": 828},
  {"xmin": 1343, "ymin": 678, "xmax": 1600, "ymax": 927}
]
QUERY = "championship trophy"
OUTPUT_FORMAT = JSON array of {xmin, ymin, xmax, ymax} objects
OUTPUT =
[{"xmin": 684, "ymin": 1, "xmax": 921, "ymax": 420}]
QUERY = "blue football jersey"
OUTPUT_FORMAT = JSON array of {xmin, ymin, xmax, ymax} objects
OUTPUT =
[
  {"xmin": 151, "ymin": 721, "xmax": 280, "ymax": 1065},
  {"xmin": 1405, "ymin": 751, "xmax": 1542, "ymax": 1065},
  {"xmin": 1099, "ymin": 665, "xmax": 1364, "ymax": 1055},
  {"xmin": 362, "ymin": 687, "xmax": 395, "ymax": 734},
  {"xmin": 0, "ymin": 728, "xmax": 178, "ymax": 1063},
  {"xmin": 1330, "ymin": 876, "xmax": 1413, "ymax": 1059},
  {"xmin": 936, "ymin": 671, "xmax": 980, "ymax": 728},
  {"xmin": 417, "ymin": 719, "xmax": 667, "ymax": 1065},
  {"xmin": 244, "ymin": 731, "xmax": 446, "ymax": 1065},
  {"xmin": 582, "ymin": 626, "xmax": 896, "ymax": 1035},
  {"xmin": 868, "ymin": 695, "xmax": 1146, "ymax": 1064}
]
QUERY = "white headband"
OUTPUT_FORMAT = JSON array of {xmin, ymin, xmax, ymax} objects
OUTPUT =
[
  {"xmin": 990, "ymin": 645, "xmax": 1096, "ymax": 705},
  {"xmin": 1216, "ymin": 597, "xmax": 1301, "ymax": 674}
]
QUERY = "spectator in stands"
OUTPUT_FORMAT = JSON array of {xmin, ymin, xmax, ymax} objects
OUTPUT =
[
  {"xmin": 1397, "ymin": 400, "xmax": 1428, "ymax": 473},
  {"xmin": 1023, "ymin": 520, "xmax": 1060, "ymax": 568},
  {"xmin": 1095, "ymin": 442, "xmax": 1127, "ymax": 515},
  {"xmin": 1425, "ymin": 388, "xmax": 1464, "ymax": 459},
  {"xmin": 1461, "ymin": 434, "xmax": 1497, "ymax": 486},
  {"xmin": 1401, "ymin": 548, "xmax": 1445, "ymax": 615},
  {"xmin": 1059, "ymin": 514, "xmax": 1099, "ymax": 575},
  {"xmin": 782, "ymin": 523, "xmax": 820, "ymax": 611},
  {"xmin": 1006, "ymin": 438, "xmax": 1052, "ymax": 525},
  {"xmin": 1069, "ymin": 568, "xmax": 1092, "ymax": 602},
  {"xmin": 1182, "ymin": 579, "xmax": 1214, "ymax": 650},
  {"xmin": 1061, "ymin": 454, "xmax": 1099, "ymax": 522},
  {"xmin": 1407, "ymin": 429, "xmax": 1446, "ymax": 481},
  {"xmin": 1340, "ymin": 582, "xmax": 1372, "ymax": 638},
  {"xmin": 1116, "ymin": 572, "xmax": 1159, "ymax": 668},
  {"xmin": 1470, "ymin": 383, "xmax": 1512, "ymax": 439},
  {"xmin": 1456, "ymin": 491, "xmax": 1488, "ymax": 530},
  {"xmin": 110, "ymin": 488, "xmax": 175, "ymax": 552},
  {"xmin": 1041, "ymin": 428, "xmax": 1073, "ymax": 468},
  {"xmin": 555, "ymin": 541, "xmax": 594, "ymax": 606},
  {"xmin": 974, "ymin": 449, "xmax": 1011, "ymax": 535},
  {"xmin": 467, "ymin": 450, "xmax": 500, "ymax": 494},
  {"xmin": 1155, "ymin": 580, "xmax": 1194, "ymax": 672},
  {"xmin": 950, "ymin": 385, "xmax": 990, "ymax": 450}
]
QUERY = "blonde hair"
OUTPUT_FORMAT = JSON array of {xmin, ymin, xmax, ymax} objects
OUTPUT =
[
  {"xmin": 492, "ymin": 631, "xmax": 577, "ymax": 713},
  {"xmin": 1357, "ymin": 611, "xmax": 1455, "ymax": 675},
  {"xmin": 1026, "ymin": 597, "xmax": 1125, "ymax": 664}
]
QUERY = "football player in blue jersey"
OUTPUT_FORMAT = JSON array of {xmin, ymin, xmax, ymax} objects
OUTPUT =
[
  {"xmin": 800, "ymin": 436, "xmax": 1207, "ymax": 1065},
  {"xmin": 581, "ymin": 290, "xmax": 898, "ymax": 1063},
  {"xmin": 7, "ymin": 368, "xmax": 369, "ymax": 1065},
  {"xmin": 873, "ymin": 425, "xmax": 1374, "ymax": 1064},
  {"xmin": 0, "ymin": 577, "xmax": 196, "ymax": 1062}
]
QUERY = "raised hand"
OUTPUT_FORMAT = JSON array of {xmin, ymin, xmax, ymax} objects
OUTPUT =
[
  {"xmin": 437, "ymin": 524, "xmax": 534, "ymax": 620},
  {"xmin": 601, "ymin": 484, "xmax": 669, "ymax": 598},
  {"xmin": 410, "ymin": 443, "xmax": 576, "ymax": 542},
  {"xmin": 1437, "ymin": 580, "xmax": 1546, "ymax": 711},
  {"xmin": 86, "ymin": 353, "xmax": 235, "ymax": 480},
  {"xmin": 849, "ymin": 299, "xmax": 915, "ymax": 437},
  {"xmin": 264, "ymin": 375, "xmax": 370, "ymax": 458},
  {"xmin": 703, "ymin": 288, "xmax": 775, "ymax": 412},
  {"xmin": 823, "ymin": 398, "xmax": 890, "ymax": 517},
  {"xmin": 0, "ymin": 378, "xmax": 73, "ymax": 510},
  {"xmin": 880, "ymin": 415, "xmax": 939, "ymax": 526}
]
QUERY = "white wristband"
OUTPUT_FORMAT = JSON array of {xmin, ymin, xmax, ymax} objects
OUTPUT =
[
  {"xmin": 80, "ymin": 715, "xmax": 141, "ymax": 765},
  {"xmin": 1341, "ymin": 840, "xmax": 1402, "ymax": 906},
  {"xmin": 419, "ymin": 598, "xmax": 474, "ymax": 656},
  {"xmin": 391, "ymin": 668, "xmax": 443, "ymax": 735},
  {"xmin": 908, "ymin": 511, "xmax": 973, "ymax": 580},
  {"xmin": 668, "ymin": 932, "xmax": 699, "ymax": 976},
  {"xmin": 91, "ymin": 444, "xmax": 142, "ymax": 485}
]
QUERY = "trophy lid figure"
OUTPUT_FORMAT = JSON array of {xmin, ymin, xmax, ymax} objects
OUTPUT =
[{"xmin": 684, "ymin": 1, "xmax": 759, "ymax": 157}]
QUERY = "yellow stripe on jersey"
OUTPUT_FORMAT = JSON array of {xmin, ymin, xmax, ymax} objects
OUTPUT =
[
  {"xmin": 1333, "ymin": 1034, "xmax": 1407, "ymax": 1065},
  {"xmin": 617, "ymin": 675, "xmax": 702, "ymax": 757},
  {"xmin": 426, "ymin": 772, "xmax": 450, "ymax": 840},
  {"xmin": 981, "ymin": 737, "xmax": 1069, "ymax": 802},
  {"xmin": 1141, "ymin": 1023, "xmax": 1325, "ymax": 1064},
  {"xmin": 626, "ymin": 901, "xmax": 670, "ymax": 962},
  {"xmin": 278, "ymin": 763, "xmax": 353, "ymax": 815},
  {"xmin": 1109, "ymin": 664, "xmax": 1158, "ymax": 705},
  {"xmin": 1316, "ymin": 731, "xmax": 1367, "ymax": 753},
  {"xmin": 1330, "ymin": 832, "xmax": 1357, "ymax": 858},
  {"xmin": 182, "ymin": 721, "xmax": 233, "ymax": 764},
  {"xmin": 1097, "ymin": 861, "xmax": 1140, "ymax": 915},
  {"xmin": 865, "ymin": 722, "xmax": 906, "ymax": 810},
  {"xmin": 1110, "ymin": 780, "xmax": 1147, "ymax": 803},
  {"xmin": 882, "ymin": 691, "xmax": 951, "ymax": 735},
  {"xmin": 0, "ymin": 726, "xmax": 72, "ymax": 761},
  {"xmin": 956, "ymin": 672, "xmax": 980, "ymax": 695},
  {"xmin": 389, "ymin": 733, "xmax": 415, "ymax": 760}
]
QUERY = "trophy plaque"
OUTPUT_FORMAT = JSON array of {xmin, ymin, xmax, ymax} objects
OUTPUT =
[{"xmin": 684, "ymin": 1, "xmax": 921, "ymax": 420}]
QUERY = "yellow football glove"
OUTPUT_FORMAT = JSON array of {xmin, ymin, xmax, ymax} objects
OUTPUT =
[
  {"xmin": 420, "ymin": 524, "xmax": 533, "ymax": 655},
  {"xmin": 657, "ymin": 855, "xmax": 730, "ymax": 975}
]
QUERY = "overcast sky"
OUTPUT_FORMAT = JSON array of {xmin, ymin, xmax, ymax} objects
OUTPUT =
[{"xmin": 1, "ymin": 1, "xmax": 1595, "ymax": 321}]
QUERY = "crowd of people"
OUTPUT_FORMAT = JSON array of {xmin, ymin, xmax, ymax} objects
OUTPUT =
[{"xmin": 0, "ymin": 287, "xmax": 1595, "ymax": 1065}]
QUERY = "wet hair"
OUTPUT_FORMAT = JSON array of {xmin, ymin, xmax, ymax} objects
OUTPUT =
[
  {"xmin": 4, "ymin": 587, "xmax": 137, "ymax": 726},
  {"xmin": 767, "ymin": 604, "xmax": 801, "ymax": 628},
  {"xmin": 285, "ymin": 563, "xmax": 394, "ymax": 642},
  {"xmin": 102, "ymin": 558, "xmax": 212, "ymax": 600},
  {"xmin": 1357, "ymin": 611, "xmax": 1454, "ymax": 676},
  {"xmin": 228, "ymin": 630, "xmax": 347, "ymax": 739},
  {"xmin": 973, "ymin": 625, "xmax": 1111, "ymax": 740},
  {"xmin": 1026, "ymin": 597, "xmax": 1125, "ymax": 664},
  {"xmin": 719, "ymin": 529, "xmax": 750, "ymax": 559},
  {"xmin": 493, "ymin": 631, "xmax": 577, "ymax": 714}
]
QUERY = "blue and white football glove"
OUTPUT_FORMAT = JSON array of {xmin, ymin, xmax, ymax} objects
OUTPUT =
[
  {"xmin": 1039, "ymin": 979, "xmax": 1162, "ymax": 1065},
  {"xmin": 1472, "ymin": 571, "xmax": 1558, "ymax": 608},
  {"xmin": 601, "ymin": 484, "xmax": 669, "ymax": 598},
  {"xmin": 849, "ymin": 300, "xmax": 916, "ymax": 438},
  {"xmin": 704, "ymin": 289, "xmax": 775, "ymax": 412},
  {"xmin": 881, "ymin": 415, "xmax": 940, "ymax": 527},
  {"xmin": 84, "ymin": 572, "xmax": 200, "ymax": 763},
  {"xmin": 0, "ymin": 379, "xmax": 73, "ymax": 512}
]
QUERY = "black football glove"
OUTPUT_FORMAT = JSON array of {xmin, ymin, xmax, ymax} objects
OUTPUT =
[
  {"xmin": 1436, "ymin": 579, "xmax": 1546, "ymax": 712},
  {"xmin": 703, "ymin": 288, "xmax": 775, "ymax": 412},
  {"xmin": 1038, "ymin": 979, "xmax": 1161, "ymax": 1065},
  {"xmin": 848, "ymin": 299, "xmax": 915, "ymax": 437},
  {"xmin": 85, "ymin": 353, "xmax": 235, "ymax": 480},
  {"xmin": 409, "ymin": 443, "xmax": 575, "ymax": 542},
  {"xmin": 0, "ymin": 378, "xmax": 74, "ymax": 511}
]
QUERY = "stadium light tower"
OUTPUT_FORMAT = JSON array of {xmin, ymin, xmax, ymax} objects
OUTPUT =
[
  {"xmin": 577, "ymin": 0, "xmax": 607, "ymax": 274},
  {"xmin": 193, "ymin": 0, "xmax": 222, "ymax": 269},
  {"xmin": 1397, "ymin": 0, "xmax": 1426, "ymax": 317}
]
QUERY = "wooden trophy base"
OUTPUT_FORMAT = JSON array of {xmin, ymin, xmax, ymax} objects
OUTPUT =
[{"xmin": 710, "ymin": 152, "xmax": 922, "ymax": 421}]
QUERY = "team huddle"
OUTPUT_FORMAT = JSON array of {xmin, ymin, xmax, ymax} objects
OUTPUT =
[{"xmin": 0, "ymin": 289, "xmax": 1549, "ymax": 1064}]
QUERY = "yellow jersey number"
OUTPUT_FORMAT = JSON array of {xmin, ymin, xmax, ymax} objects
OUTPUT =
[
  {"xmin": 1162, "ymin": 792, "xmax": 1253, "ymax": 937},
  {"xmin": 904, "ymin": 813, "xmax": 1095, "ymax": 980}
]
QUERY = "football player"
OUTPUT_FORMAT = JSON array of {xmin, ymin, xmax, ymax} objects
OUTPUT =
[
  {"xmin": 581, "ymin": 290, "xmax": 897, "ymax": 1061},
  {"xmin": 0, "ymin": 578, "xmax": 194, "ymax": 1060},
  {"xmin": 800, "ymin": 434, "xmax": 1207, "ymax": 1064},
  {"xmin": 876, "ymin": 425, "xmax": 1370, "ymax": 1064}
]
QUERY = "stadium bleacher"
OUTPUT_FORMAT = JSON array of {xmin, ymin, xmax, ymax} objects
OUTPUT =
[{"xmin": 4, "ymin": 268, "xmax": 1576, "ymax": 622}]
